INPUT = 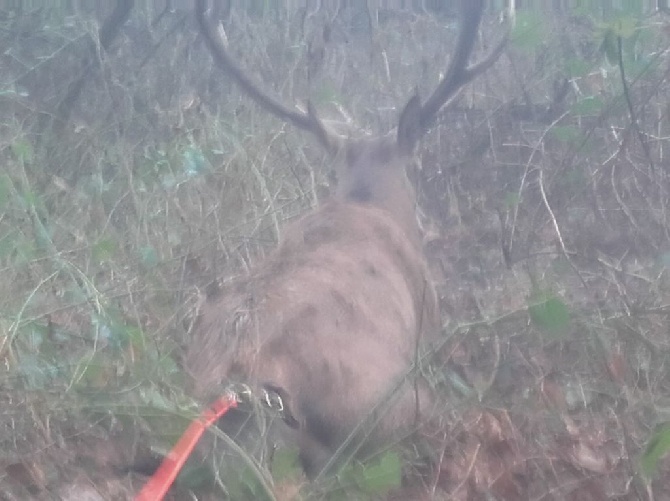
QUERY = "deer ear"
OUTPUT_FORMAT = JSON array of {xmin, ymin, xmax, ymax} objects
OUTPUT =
[{"xmin": 397, "ymin": 94, "xmax": 422, "ymax": 155}]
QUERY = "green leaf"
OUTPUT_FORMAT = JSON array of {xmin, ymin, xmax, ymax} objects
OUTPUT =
[
  {"xmin": 528, "ymin": 295, "xmax": 570, "ymax": 333},
  {"xmin": 641, "ymin": 423, "xmax": 670, "ymax": 478},
  {"xmin": 314, "ymin": 81, "xmax": 342, "ymax": 106},
  {"xmin": 182, "ymin": 146, "xmax": 206, "ymax": 177},
  {"xmin": 610, "ymin": 16, "xmax": 637, "ymax": 39},
  {"xmin": 126, "ymin": 325, "xmax": 147, "ymax": 352},
  {"xmin": 551, "ymin": 125, "xmax": 581, "ymax": 144},
  {"xmin": 511, "ymin": 12, "xmax": 545, "ymax": 51},
  {"xmin": 571, "ymin": 96, "xmax": 604, "ymax": 116},
  {"xmin": 504, "ymin": 191, "xmax": 520, "ymax": 209},
  {"xmin": 564, "ymin": 58, "xmax": 591, "ymax": 79},
  {"xmin": 139, "ymin": 246, "xmax": 159, "ymax": 268},
  {"xmin": 557, "ymin": 168, "xmax": 587, "ymax": 193},
  {"xmin": 176, "ymin": 464, "xmax": 216, "ymax": 491},
  {"xmin": 92, "ymin": 237, "xmax": 117, "ymax": 263},
  {"xmin": 91, "ymin": 310, "xmax": 143, "ymax": 350},
  {"xmin": 11, "ymin": 139, "xmax": 34, "ymax": 164},
  {"xmin": 354, "ymin": 451, "xmax": 402, "ymax": 494},
  {"xmin": 271, "ymin": 447, "xmax": 301, "ymax": 481}
]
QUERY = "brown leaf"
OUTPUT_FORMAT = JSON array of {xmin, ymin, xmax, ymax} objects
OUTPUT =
[
  {"xmin": 606, "ymin": 350, "xmax": 627, "ymax": 386},
  {"xmin": 569, "ymin": 442, "xmax": 608, "ymax": 473}
]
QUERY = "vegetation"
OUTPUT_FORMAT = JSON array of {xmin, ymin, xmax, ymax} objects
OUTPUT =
[{"xmin": 1, "ymin": 2, "xmax": 669, "ymax": 499}]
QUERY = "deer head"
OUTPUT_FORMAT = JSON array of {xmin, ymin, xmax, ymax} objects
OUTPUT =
[{"xmin": 188, "ymin": 0, "xmax": 505, "ymax": 479}]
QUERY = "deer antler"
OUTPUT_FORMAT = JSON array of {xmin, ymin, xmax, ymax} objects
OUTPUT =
[
  {"xmin": 195, "ymin": 0, "xmax": 505, "ymax": 145},
  {"xmin": 418, "ymin": 0, "xmax": 507, "ymax": 131},
  {"xmin": 194, "ymin": 0, "xmax": 337, "ymax": 152}
]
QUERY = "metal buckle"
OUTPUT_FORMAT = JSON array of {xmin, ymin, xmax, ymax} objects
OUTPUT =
[
  {"xmin": 261, "ymin": 387, "xmax": 284, "ymax": 412},
  {"xmin": 225, "ymin": 383, "xmax": 253, "ymax": 404}
]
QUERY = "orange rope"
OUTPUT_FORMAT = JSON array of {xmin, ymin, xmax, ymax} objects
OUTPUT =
[{"xmin": 135, "ymin": 394, "xmax": 238, "ymax": 501}]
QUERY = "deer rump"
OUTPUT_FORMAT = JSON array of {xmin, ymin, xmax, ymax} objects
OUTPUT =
[
  {"xmin": 187, "ymin": 0, "xmax": 506, "ymax": 481},
  {"xmin": 186, "ymin": 197, "xmax": 438, "ymax": 476}
]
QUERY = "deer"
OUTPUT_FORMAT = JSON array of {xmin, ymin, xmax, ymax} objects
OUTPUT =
[{"xmin": 186, "ymin": 0, "xmax": 506, "ymax": 480}]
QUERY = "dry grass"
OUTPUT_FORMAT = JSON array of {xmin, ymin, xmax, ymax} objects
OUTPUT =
[{"xmin": 1, "ymin": 3, "xmax": 669, "ymax": 499}]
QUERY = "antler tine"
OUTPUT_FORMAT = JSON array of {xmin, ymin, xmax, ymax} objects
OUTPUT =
[
  {"xmin": 194, "ymin": 0, "xmax": 336, "ymax": 152},
  {"xmin": 418, "ymin": 0, "xmax": 506, "ymax": 131}
]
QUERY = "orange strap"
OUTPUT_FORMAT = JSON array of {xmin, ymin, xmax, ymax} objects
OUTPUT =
[{"xmin": 135, "ymin": 395, "xmax": 238, "ymax": 501}]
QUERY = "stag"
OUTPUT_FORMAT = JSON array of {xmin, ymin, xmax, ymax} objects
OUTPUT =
[{"xmin": 188, "ymin": 0, "xmax": 505, "ymax": 478}]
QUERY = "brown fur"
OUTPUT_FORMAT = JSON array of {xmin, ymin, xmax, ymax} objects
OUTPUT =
[
  {"xmin": 189, "ymin": 0, "xmax": 505, "ymax": 478},
  {"xmin": 185, "ymin": 109, "xmax": 440, "ymax": 476}
]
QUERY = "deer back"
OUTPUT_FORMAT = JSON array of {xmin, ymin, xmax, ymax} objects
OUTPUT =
[
  {"xmin": 189, "ymin": 0, "xmax": 506, "ymax": 478},
  {"xmin": 186, "ymin": 197, "xmax": 439, "ymax": 475}
]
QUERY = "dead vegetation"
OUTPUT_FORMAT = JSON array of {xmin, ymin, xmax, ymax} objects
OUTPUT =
[{"xmin": 1, "ymin": 2, "xmax": 670, "ymax": 499}]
